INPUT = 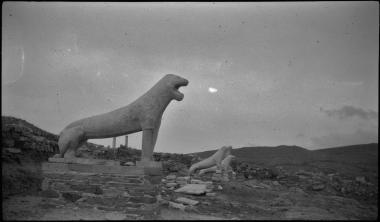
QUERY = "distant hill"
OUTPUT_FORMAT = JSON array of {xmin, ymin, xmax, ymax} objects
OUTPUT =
[
  {"xmin": 2, "ymin": 116, "xmax": 59, "ymax": 141},
  {"xmin": 313, "ymin": 143, "xmax": 378, "ymax": 165},
  {"xmin": 191, "ymin": 145, "xmax": 315, "ymax": 165},
  {"xmin": 190, "ymin": 143, "xmax": 378, "ymax": 167}
]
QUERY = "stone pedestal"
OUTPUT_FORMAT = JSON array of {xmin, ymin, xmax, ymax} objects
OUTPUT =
[{"xmin": 41, "ymin": 158, "xmax": 163, "ymax": 219}]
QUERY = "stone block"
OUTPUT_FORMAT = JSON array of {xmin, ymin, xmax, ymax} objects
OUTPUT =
[
  {"xmin": 43, "ymin": 162, "xmax": 144, "ymax": 175},
  {"xmin": 48, "ymin": 157, "xmax": 120, "ymax": 166}
]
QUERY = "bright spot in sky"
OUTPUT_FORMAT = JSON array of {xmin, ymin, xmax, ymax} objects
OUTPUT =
[{"xmin": 208, "ymin": 87, "xmax": 218, "ymax": 93}]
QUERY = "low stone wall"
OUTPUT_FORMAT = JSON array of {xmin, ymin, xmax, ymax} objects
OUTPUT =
[{"xmin": 41, "ymin": 158, "xmax": 162, "ymax": 219}]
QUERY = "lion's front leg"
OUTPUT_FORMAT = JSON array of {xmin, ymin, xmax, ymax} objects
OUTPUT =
[
  {"xmin": 141, "ymin": 119, "xmax": 161, "ymax": 162},
  {"xmin": 141, "ymin": 129, "xmax": 154, "ymax": 162}
]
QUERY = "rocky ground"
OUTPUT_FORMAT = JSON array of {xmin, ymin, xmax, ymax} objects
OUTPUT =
[{"xmin": 2, "ymin": 116, "xmax": 378, "ymax": 220}]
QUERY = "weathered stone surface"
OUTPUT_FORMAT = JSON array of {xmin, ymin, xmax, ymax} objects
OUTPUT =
[
  {"xmin": 166, "ymin": 182, "xmax": 178, "ymax": 188},
  {"xmin": 105, "ymin": 212, "xmax": 127, "ymax": 220},
  {"xmin": 175, "ymin": 184, "xmax": 207, "ymax": 195},
  {"xmin": 82, "ymin": 196, "xmax": 131, "ymax": 206},
  {"xmin": 62, "ymin": 192, "xmax": 82, "ymax": 202},
  {"xmin": 166, "ymin": 174, "xmax": 177, "ymax": 180},
  {"xmin": 48, "ymin": 157, "xmax": 120, "ymax": 166},
  {"xmin": 175, "ymin": 197, "xmax": 199, "ymax": 206},
  {"xmin": 206, "ymin": 192, "xmax": 216, "ymax": 197},
  {"xmin": 190, "ymin": 179, "xmax": 203, "ymax": 184},
  {"xmin": 124, "ymin": 161, "xmax": 135, "ymax": 166},
  {"xmin": 169, "ymin": 201, "xmax": 186, "ymax": 211},
  {"xmin": 312, "ymin": 183, "xmax": 325, "ymax": 191},
  {"xmin": 176, "ymin": 176, "xmax": 190, "ymax": 181},
  {"xmin": 40, "ymin": 189, "xmax": 60, "ymax": 198},
  {"xmin": 41, "ymin": 178, "xmax": 51, "ymax": 191},
  {"xmin": 129, "ymin": 196, "xmax": 157, "ymax": 204},
  {"xmin": 54, "ymin": 74, "xmax": 188, "ymax": 162},
  {"xmin": 42, "ymin": 162, "xmax": 144, "ymax": 175},
  {"xmin": 5, "ymin": 148, "xmax": 21, "ymax": 154},
  {"xmin": 70, "ymin": 184, "xmax": 103, "ymax": 195}
]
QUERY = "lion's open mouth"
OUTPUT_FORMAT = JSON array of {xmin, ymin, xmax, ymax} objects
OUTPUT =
[{"xmin": 173, "ymin": 80, "xmax": 188, "ymax": 101}]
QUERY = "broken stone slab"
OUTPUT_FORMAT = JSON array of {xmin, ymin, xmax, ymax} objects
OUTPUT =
[
  {"xmin": 166, "ymin": 182, "xmax": 178, "ymax": 188},
  {"xmin": 175, "ymin": 197, "xmax": 199, "ymax": 206},
  {"xmin": 205, "ymin": 188, "xmax": 213, "ymax": 193},
  {"xmin": 175, "ymin": 184, "xmax": 207, "ymax": 195},
  {"xmin": 166, "ymin": 174, "xmax": 177, "ymax": 180},
  {"xmin": 206, "ymin": 192, "xmax": 216, "ymax": 197},
  {"xmin": 121, "ymin": 161, "xmax": 135, "ymax": 166},
  {"xmin": 169, "ymin": 201, "xmax": 187, "ymax": 211}
]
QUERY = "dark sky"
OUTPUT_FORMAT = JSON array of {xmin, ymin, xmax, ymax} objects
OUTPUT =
[{"xmin": 2, "ymin": 2, "xmax": 378, "ymax": 153}]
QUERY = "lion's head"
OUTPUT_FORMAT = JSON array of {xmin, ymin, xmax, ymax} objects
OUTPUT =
[{"xmin": 163, "ymin": 74, "xmax": 189, "ymax": 101}]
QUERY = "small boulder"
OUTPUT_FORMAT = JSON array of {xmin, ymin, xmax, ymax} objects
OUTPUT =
[
  {"xmin": 169, "ymin": 201, "xmax": 186, "ymax": 211},
  {"xmin": 175, "ymin": 184, "xmax": 207, "ymax": 195},
  {"xmin": 175, "ymin": 197, "xmax": 199, "ymax": 206}
]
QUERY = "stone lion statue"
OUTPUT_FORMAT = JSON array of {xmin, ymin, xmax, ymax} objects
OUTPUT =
[{"xmin": 54, "ymin": 74, "xmax": 189, "ymax": 162}]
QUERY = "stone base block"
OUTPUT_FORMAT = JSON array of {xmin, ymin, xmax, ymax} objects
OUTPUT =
[
  {"xmin": 136, "ymin": 160, "xmax": 163, "ymax": 176},
  {"xmin": 41, "ymin": 158, "xmax": 162, "ymax": 219}
]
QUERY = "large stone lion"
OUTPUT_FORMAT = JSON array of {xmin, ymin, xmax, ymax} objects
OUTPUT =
[{"xmin": 54, "ymin": 74, "xmax": 189, "ymax": 161}]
